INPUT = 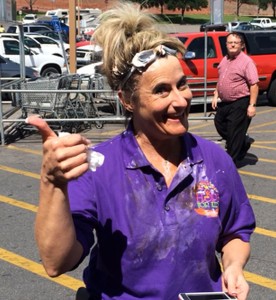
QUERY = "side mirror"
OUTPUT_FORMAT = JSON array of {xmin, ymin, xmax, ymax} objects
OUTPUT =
[
  {"xmin": 184, "ymin": 51, "xmax": 196, "ymax": 60},
  {"xmin": 24, "ymin": 47, "xmax": 31, "ymax": 55}
]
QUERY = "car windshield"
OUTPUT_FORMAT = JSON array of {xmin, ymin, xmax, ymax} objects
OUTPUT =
[
  {"xmin": 24, "ymin": 16, "xmax": 35, "ymax": 20},
  {"xmin": 24, "ymin": 37, "xmax": 40, "ymax": 47},
  {"xmin": 33, "ymin": 37, "xmax": 57, "ymax": 45}
]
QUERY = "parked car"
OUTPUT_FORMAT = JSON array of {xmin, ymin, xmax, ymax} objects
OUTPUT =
[
  {"xmin": 77, "ymin": 61, "xmax": 103, "ymax": 75},
  {"xmin": 0, "ymin": 54, "xmax": 39, "ymax": 100},
  {"xmin": 250, "ymin": 17, "xmax": 276, "ymax": 29},
  {"xmin": 0, "ymin": 54, "xmax": 38, "ymax": 79},
  {"xmin": 7, "ymin": 24, "xmax": 53, "ymax": 34},
  {"xmin": 22, "ymin": 14, "xmax": 38, "ymax": 24},
  {"xmin": 36, "ymin": 18, "xmax": 70, "ymax": 36},
  {"xmin": 25, "ymin": 33, "xmax": 70, "ymax": 55},
  {"xmin": 200, "ymin": 21, "xmax": 228, "ymax": 32},
  {"xmin": 235, "ymin": 23, "xmax": 264, "ymax": 31},
  {"xmin": 0, "ymin": 37, "xmax": 67, "ymax": 77},
  {"xmin": 0, "ymin": 32, "xmax": 42, "ymax": 52},
  {"xmin": 228, "ymin": 21, "xmax": 248, "ymax": 30},
  {"xmin": 76, "ymin": 38, "xmax": 91, "ymax": 48},
  {"xmin": 37, "ymin": 30, "xmax": 69, "ymax": 44},
  {"xmin": 0, "ymin": 33, "xmax": 69, "ymax": 57},
  {"xmin": 76, "ymin": 44, "xmax": 102, "ymax": 67},
  {"xmin": 200, "ymin": 21, "xmax": 249, "ymax": 32},
  {"xmin": 171, "ymin": 30, "xmax": 276, "ymax": 106}
]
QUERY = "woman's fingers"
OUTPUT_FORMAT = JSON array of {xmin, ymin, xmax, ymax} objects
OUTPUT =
[{"xmin": 25, "ymin": 115, "xmax": 57, "ymax": 142}]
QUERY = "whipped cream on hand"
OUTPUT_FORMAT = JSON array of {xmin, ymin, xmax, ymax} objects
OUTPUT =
[{"xmin": 87, "ymin": 149, "xmax": 105, "ymax": 171}]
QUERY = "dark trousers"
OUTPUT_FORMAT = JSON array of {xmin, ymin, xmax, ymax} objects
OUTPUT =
[
  {"xmin": 76, "ymin": 287, "xmax": 101, "ymax": 300},
  {"xmin": 214, "ymin": 97, "xmax": 251, "ymax": 162}
]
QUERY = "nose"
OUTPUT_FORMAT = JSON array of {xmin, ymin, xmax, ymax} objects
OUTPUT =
[{"xmin": 171, "ymin": 86, "xmax": 192, "ymax": 107}]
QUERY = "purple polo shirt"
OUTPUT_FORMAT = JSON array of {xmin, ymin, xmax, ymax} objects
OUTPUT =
[
  {"xmin": 217, "ymin": 51, "xmax": 259, "ymax": 102},
  {"xmin": 68, "ymin": 125, "xmax": 255, "ymax": 300}
]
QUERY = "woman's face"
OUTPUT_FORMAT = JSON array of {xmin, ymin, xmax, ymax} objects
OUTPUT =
[{"xmin": 130, "ymin": 55, "xmax": 192, "ymax": 141}]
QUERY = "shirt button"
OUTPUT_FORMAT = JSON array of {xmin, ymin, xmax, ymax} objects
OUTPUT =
[
  {"xmin": 156, "ymin": 184, "xmax": 162, "ymax": 191},
  {"xmin": 164, "ymin": 205, "xmax": 170, "ymax": 211}
]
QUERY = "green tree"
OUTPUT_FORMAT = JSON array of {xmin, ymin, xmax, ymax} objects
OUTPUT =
[
  {"xmin": 128, "ymin": 0, "xmax": 208, "ymax": 16},
  {"xmin": 256, "ymin": 0, "xmax": 276, "ymax": 17},
  {"xmin": 22, "ymin": 0, "xmax": 40, "ymax": 12},
  {"xmin": 272, "ymin": 0, "xmax": 276, "ymax": 17},
  {"xmin": 228, "ymin": 0, "xmax": 258, "ymax": 17},
  {"xmin": 258, "ymin": 0, "xmax": 270, "ymax": 11},
  {"xmin": 166, "ymin": 0, "xmax": 208, "ymax": 23},
  {"xmin": 128, "ymin": 0, "xmax": 166, "ymax": 14}
]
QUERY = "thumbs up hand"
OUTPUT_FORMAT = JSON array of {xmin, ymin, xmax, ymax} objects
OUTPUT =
[{"xmin": 26, "ymin": 116, "xmax": 91, "ymax": 186}]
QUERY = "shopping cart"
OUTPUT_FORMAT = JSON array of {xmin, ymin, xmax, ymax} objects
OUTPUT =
[
  {"xmin": 90, "ymin": 74, "xmax": 123, "ymax": 118},
  {"xmin": 18, "ymin": 75, "xmax": 70, "ymax": 119}
]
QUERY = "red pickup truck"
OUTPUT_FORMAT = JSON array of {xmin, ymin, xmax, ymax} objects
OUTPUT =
[{"xmin": 171, "ymin": 31, "xmax": 276, "ymax": 106}]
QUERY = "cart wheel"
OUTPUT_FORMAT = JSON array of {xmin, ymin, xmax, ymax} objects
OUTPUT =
[{"xmin": 95, "ymin": 122, "xmax": 104, "ymax": 129}]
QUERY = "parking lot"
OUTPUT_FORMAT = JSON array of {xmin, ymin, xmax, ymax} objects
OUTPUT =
[{"xmin": 0, "ymin": 95, "xmax": 275, "ymax": 299}]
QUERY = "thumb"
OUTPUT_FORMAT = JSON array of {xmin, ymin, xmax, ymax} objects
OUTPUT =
[{"xmin": 25, "ymin": 116, "xmax": 57, "ymax": 142}]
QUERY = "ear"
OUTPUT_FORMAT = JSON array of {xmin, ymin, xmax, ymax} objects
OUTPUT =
[{"xmin": 118, "ymin": 90, "xmax": 134, "ymax": 112}]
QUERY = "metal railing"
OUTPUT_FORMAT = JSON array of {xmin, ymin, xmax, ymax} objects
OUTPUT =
[{"xmin": 0, "ymin": 73, "xmax": 215, "ymax": 145}]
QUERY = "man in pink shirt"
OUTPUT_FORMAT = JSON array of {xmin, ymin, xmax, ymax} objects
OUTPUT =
[{"xmin": 212, "ymin": 32, "xmax": 259, "ymax": 167}]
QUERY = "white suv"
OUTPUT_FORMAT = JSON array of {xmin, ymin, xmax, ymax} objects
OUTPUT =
[
  {"xmin": 0, "ymin": 33, "xmax": 69, "ymax": 57},
  {"xmin": 26, "ymin": 34, "xmax": 70, "ymax": 56},
  {"xmin": 22, "ymin": 14, "xmax": 38, "ymax": 24},
  {"xmin": 0, "ymin": 37, "xmax": 68, "ymax": 77}
]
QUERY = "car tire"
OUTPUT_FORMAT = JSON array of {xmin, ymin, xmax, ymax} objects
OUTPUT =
[
  {"xmin": 267, "ymin": 78, "xmax": 276, "ymax": 106},
  {"xmin": 41, "ymin": 66, "xmax": 60, "ymax": 77}
]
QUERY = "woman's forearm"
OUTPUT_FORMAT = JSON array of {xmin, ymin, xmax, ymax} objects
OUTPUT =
[
  {"xmin": 221, "ymin": 238, "xmax": 250, "ymax": 270},
  {"xmin": 35, "ymin": 181, "xmax": 83, "ymax": 277}
]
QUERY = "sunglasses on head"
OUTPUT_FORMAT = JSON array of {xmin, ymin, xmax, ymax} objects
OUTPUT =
[{"xmin": 120, "ymin": 45, "xmax": 177, "ymax": 89}]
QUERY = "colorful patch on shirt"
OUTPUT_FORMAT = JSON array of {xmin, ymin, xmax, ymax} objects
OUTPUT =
[{"xmin": 193, "ymin": 180, "xmax": 219, "ymax": 217}]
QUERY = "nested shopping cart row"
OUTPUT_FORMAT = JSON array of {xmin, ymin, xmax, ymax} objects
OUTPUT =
[{"xmin": 12, "ymin": 73, "xmax": 122, "ymax": 131}]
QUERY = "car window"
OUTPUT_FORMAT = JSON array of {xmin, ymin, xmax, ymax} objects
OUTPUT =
[
  {"xmin": 24, "ymin": 37, "xmax": 40, "ymax": 48},
  {"xmin": 3, "ymin": 40, "xmax": 31, "ymax": 55},
  {"xmin": 34, "ymin": 36, "xmax": 58, "ymax": 45},
  {"xmin": 3, "ymin": 40, "xmax": 20, "ymax": 54},
  {"xmin": 24, "ymin": 15, "xmax": 36, "ymax": 20},
  {"xmin": 253, "ymin": 34, "xmax": 276, "ymax": 54},
  {"xmin": 7, "ymin": 26, "xmax": 16, "ymax": 33},
  {"xmin": 219, "ymin": 36, "xmax": 227, "ymax": 56},
  {"xmin": 177, "ymin": 36, "xmax": 188, "ymax": 44},
  {"xmin": 187, "ymin": 37, "xmax": 216, "ymax": 59},
  {"xmin": 29, "ymin": 26, "xmax": 49, "ymax": 32}
]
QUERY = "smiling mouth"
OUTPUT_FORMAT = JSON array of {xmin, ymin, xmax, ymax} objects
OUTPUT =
[{"xmin": 166, "ymin": 113, "xmax": 185, "ymax": 120}]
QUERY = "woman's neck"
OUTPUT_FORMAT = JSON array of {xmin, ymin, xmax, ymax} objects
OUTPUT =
[{"xmin": 135, "ymin": 133, "xmax": 183, "ymax": 186}]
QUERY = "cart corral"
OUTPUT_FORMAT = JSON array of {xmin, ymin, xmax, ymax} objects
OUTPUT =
[{"xmin": 0, "ymin": 73, "xmax": 124, "ymax": 144}]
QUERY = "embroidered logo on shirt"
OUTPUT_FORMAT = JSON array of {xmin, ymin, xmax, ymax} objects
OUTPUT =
[{"xmin": 193, "ymin": 180, "xmax": 219, "ymax": 217}]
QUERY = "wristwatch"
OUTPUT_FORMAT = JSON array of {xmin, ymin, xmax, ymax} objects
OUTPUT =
[{"xmin": 249, "ymin": 103, "xmax": 256, "ymax": 107}]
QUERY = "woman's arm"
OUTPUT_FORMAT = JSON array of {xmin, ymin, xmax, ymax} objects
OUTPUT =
[
  {"xmin": 221, "ymin": 238, "xmax": 251, "ymax": 300},
  {"xmin": 27, "ymin": 116, "xmax": 90, "ymax": 277}
]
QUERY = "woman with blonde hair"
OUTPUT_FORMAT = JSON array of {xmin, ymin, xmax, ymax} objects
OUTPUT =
[{"xmin": 28, "ymin": 2, "xmax": 255, "ymax": 300}]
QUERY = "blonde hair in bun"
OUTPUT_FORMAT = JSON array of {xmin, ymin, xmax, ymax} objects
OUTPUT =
[{"xmin": 93, "ymin": 2, "xmax": 185, "ymax": 90}]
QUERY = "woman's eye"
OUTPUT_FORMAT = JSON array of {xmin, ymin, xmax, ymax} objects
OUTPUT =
[
  {"xmin": 154, "ymin": 85, "xmax": 170, "ymax": 97},
  {"xmin": 178, "ymin": 79, "xmax": 188, "ymax": 90}
]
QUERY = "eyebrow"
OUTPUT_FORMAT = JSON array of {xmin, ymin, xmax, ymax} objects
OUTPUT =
[{"xmin": 152, "ymin": 75, "xmax": 188, "ymax": 91}]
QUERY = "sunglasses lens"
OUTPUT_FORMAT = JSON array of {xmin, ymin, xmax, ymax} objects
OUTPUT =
[
  {"xmin": 138, "ymin": 50, "xmax": 155, "ymax": 63},
  {"xmin": 120, "ymin": 46, "xmax": 176, "ymax": 89}
]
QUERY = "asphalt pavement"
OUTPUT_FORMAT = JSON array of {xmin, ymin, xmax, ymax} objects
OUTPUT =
[{"xmin": 0, "ymin": 94, "xmax": 275, "ymax": 299}]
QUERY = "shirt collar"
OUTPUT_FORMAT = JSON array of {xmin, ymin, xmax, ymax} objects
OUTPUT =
[{"xmin": 122, "ymin": 123, "xmax": 203, "ymax": 170}]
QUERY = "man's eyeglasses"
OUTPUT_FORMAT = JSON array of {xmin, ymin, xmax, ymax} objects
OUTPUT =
[
  {"xmin": 227, "ymin": 41, "xmax": 241, "ymax": 45},
  {"xmin": 120, "ymin": 45, "xmax": 177, "ymax": 89}
]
